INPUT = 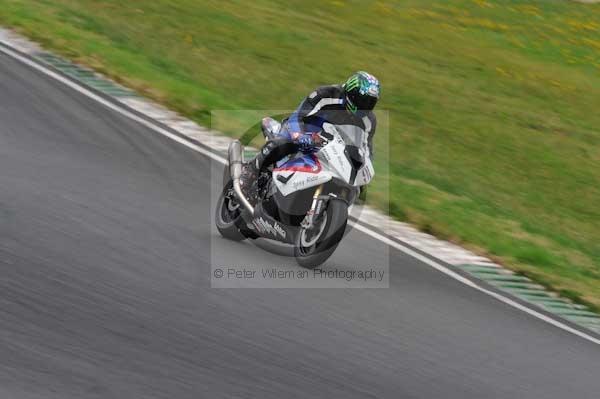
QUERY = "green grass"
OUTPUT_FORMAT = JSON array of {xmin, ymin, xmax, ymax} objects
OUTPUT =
[{"xmin": 2, "ymin": 0, "xmax": 600, "ymax": 309}]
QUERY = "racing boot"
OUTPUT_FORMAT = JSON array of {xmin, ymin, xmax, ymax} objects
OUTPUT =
[{"xmin": 239, "ymin": 161, "xmax": 258, "ymax": 203}]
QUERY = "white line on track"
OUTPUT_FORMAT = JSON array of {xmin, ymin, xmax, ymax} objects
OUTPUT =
[
  {"xmin": 0, "ymin": 45, "xmax": 227, "ymax": 165},
  {"xmin": 2, "ymin": 42, "xmax": 599, "ymax": 346},
  {"xmin": 351, "ymin": 222, "xmax": 600, "ymax": 345}
]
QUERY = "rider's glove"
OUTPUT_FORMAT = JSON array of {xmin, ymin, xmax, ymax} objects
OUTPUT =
[{"xmin": 297, "ymin": 132, "xmax": 326, "ymax": 151}]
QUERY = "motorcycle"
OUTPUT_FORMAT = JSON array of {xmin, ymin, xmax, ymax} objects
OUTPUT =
[{"xmin": 215, "ymin": 118, "xmax": 374, "ymax": 268}]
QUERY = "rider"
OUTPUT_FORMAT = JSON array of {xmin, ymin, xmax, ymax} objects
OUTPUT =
[{"xmin": 241, "ymin": 71, "xmax": 380, "ymax": 192}]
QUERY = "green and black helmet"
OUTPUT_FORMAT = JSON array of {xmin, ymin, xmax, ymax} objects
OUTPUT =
[{"xmin": 343, "ymin": 71, "xmax": 380, "ymax": 114}]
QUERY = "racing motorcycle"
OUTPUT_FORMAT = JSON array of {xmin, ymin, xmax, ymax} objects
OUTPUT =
[{"xmin": 215, "ymin": 118, "xmax": 374, "ymax": 268}]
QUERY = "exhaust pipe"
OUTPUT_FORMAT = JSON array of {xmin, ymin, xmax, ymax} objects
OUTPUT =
[{"xmin": 228, "ymin": 140, "xmax": 254, "ymax": 215}]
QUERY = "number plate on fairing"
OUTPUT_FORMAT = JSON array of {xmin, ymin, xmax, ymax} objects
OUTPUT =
[
  {"xmin": 273, "ymin": 170, "xmax": 332, "ymax": 196},
  {"xmin": 272, "ymin": 154, "xmax": 332, "ymax": 196}
]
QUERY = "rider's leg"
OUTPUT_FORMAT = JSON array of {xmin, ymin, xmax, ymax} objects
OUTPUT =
[
  {"xmin": 251, "ymin": 137, "xmax": 298, "ymax": 173},
  {"xmin": 240, "ymin": 129, "xmax": 298, "ymax": 197},
  {"xmin": 248, "ymin": 118, "xmax": 297, "ymax": 173}
]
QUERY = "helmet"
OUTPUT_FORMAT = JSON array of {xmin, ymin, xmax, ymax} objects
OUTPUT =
[{"xmin": 343, "ymin": 71, "xmax": 380, "ymax": 114}]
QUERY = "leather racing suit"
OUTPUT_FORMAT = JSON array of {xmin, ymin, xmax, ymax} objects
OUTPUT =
[{"xmin": 251, "ymin": 84, "xmax": 377, "ymax": 174}]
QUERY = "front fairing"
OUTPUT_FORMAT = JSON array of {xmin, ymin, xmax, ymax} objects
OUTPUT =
[{"xmin": 318, "ymin": 123, "xmax": 374, "ymax": 187}]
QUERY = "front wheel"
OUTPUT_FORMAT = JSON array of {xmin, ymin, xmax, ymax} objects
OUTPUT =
[{"xmin": 294, "ymin": 199, "xmax": 348, "ymax": 269}]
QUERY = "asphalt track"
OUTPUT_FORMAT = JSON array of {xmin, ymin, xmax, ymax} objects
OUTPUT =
[{"xmin": 1, "ymin": 51, "xmax": 600, "ymax": 399}]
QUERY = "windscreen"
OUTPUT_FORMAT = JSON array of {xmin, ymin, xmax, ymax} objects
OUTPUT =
[{"xmin": 325, "ymin": 123, "xmax": 367, "ymax": 148}]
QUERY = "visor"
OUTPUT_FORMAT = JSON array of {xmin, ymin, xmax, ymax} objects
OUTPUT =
[{"xmin": 349, "ymin": 92, "xmax": 378, "ymax": 111}]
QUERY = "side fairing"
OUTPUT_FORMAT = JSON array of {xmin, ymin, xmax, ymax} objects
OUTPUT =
[
  {"xmin": 272, "ymin": 154, "xmax": 332, "ymax": 196},
  {"xmin": 272, "ymin": 123, "xmax": 375, "ymax": 197}
]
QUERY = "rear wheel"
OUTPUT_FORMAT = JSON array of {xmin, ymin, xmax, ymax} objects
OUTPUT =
[
  {"xmin": 294, "ymin": 199, "xmax": 348, "ymax": 269},
  {"xmin": 215, "ymin": 181, "xmax": 248, "ymax": 241}
]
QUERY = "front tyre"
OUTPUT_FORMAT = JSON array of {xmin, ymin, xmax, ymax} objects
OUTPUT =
[{"xmin": 294, "ymin": 199, "xmax": 348, "ymax": 269}]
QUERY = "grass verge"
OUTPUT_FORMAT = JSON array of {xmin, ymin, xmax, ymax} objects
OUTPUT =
[{"xmin": 1, "ymin": 0, "xmax": 599, "ymax": 309}]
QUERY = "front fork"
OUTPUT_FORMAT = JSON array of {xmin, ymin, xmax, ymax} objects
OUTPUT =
[{"xmin": 301, "ymin": 184, "xmax": 326, "ymax": 230}]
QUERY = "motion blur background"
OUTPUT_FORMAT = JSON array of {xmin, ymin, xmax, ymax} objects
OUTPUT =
[{"xmin": 1, "ymin": 0, "xmax": 598, "ymax": 309}]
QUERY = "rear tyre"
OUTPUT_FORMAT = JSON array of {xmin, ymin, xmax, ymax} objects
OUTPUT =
[
  {"xmin": 215, "ymin": 181, "xmax": 247, "ymax": 241},
  {"xmin": 294, "ymin": 199, "xmax": 348, "ymax": 269}
]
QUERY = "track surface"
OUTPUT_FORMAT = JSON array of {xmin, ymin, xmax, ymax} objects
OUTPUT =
[{"xmin": 1, "ymin": 53, "xmax": 599, "ymax": 399}]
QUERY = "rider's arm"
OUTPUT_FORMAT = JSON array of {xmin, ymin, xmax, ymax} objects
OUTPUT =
[
  {"xmin": 286, "ymin": 97, "xmax": 313, "ymax": 137},
  {"xmin": 286, "ymin": 86, "xmax": 340, "ymax": 139},
  {"xmin": 287, "ymin": 86, "xmax": 341, "ymax": 152}
]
